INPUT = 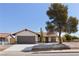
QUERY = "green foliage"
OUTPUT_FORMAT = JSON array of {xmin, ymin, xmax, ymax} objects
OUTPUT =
[
  {"xmin": 71, "ymin": 36, "xmax": 79, "ymax": 39},
  {"xmin": 46, "ymin": 3, "xmax": 78, "ymax": 44},
  {"xmin": 47, "ymin": 3, "xmax": 68, "ymax": 25},
  {"xmin": 46, "ymin": 3, "xmax": 68, "ymax": 44},
  {"xmin": 45, "ymin": 21, "xmax": 55, "ymax": 33},
  {"xmin": 62, "ymin": 34, "xmax": 79, "ymax": 42},
  {"xmin": 63, "ymin": 34, "xmax": 72, "ymax": 42},
  {"xmin": 67, "ymin": 16, "xmax": 78, "ymax": 33}
]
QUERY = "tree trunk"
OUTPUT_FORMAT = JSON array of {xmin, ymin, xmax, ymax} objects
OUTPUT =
[{"xmin": 58, "ymin": 24, "xmax": 62, "ymax": 44}]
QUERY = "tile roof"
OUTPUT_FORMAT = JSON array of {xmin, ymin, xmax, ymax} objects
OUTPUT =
[
  {"xmin": 0, "ymin": 33, "xmax": 14, "ymax": 39},
  {"xmin": 0, "ymin": 33, "xmax": 10, "ymax": 38}
]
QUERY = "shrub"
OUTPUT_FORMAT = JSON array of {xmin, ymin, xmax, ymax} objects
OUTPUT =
[
  {"xmin": 72, "ymin": 36, "xmax": 79, "ymax": 39},
  {"xmin": 63, "ymin": 34, "xmax": 72, "ymax": 42}
]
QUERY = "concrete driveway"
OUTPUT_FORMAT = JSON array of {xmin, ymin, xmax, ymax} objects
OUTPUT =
[{"xmin": 3, "ymin": 44, "xmax": 37, "ymax": 52}]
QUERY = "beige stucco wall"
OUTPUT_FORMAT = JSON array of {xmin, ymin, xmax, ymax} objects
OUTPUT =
[
  {"xmin": 7, "ymin": 36, "xmax": 12, "ymax": 44},
  {"xmin": 15, "ymin": 31, "xmax": 38, "ymax": 43}
]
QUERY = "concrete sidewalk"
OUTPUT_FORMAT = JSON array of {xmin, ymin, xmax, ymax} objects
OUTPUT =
[
  {"xmin": 34, "ymin": 49, "xmax": 79, "ymax": 53},
  {"xmin": 2, "ymin": 49, "xmax": 79, "ymax": 53}
]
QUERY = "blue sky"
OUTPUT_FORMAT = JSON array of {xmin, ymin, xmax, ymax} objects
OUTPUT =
[
  {"xmin": 0, "ymin": 3, "xmax": 49, "ymax": 33},
  {"xmin": 0, "ymin": 3, "xmax": 79, "ymax": 36}
]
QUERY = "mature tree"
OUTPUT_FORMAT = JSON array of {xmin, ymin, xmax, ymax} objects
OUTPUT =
[
  {"xmin": 46, "ymin": 3, "xmax": 78, "ymax": 44},
  {"xmin": 46, "ymin": 3, "xmax": 68, "ymax": 44},
  {"xmin": 67, "ymin": 16, "xmax": 78, "ymax": 33}
]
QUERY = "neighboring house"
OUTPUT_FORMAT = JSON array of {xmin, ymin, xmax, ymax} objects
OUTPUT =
[{"xmin": 0, "ymin": 33, "xmax": 15, "ymax": 45}]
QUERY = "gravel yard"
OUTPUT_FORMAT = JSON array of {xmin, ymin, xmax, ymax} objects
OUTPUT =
[
  {"xmin": 63, "ymin": 42, "xmax": 79, "ymax": 49},
  {"xmin": 32, "ymin": 43, "xmax": 70, "ymax": 51},
  {"xmin": 32, "ymin": 42, "xmax": 79, "ymax": 51}
]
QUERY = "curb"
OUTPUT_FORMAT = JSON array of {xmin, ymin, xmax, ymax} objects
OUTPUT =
[{"xmin": 33, "ymin": 50, "xmax": 79, "ymax": 53}]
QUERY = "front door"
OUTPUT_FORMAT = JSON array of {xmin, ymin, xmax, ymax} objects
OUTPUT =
[{"xmin": 45, "ymin": 37, "xmax": 49, "ymax": 43}]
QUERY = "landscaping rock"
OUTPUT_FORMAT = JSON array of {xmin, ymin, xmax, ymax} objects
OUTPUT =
[{"xmin": 32, "ymin": 43, "xmax": 70, "ymax": 51}]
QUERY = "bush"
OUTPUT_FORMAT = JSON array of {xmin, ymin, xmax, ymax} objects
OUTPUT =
[
  {"xmin": 72, "ymin": 36, "xmax": 79, "ymax": 39},
  {"xmin": 62, "ymin": 34, "xmax": 79, "ymax": 42},
  {"xmin": 63, "ymin": 34, "xmax": 72, "ymax": 42}
]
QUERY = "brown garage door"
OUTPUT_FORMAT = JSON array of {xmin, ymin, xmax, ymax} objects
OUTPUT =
[{"xmin": 17, "ymin": 36, "xmax": 36, "ymax": 44}]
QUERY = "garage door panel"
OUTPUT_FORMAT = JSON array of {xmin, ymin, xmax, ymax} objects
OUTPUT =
[{"xmin": 17, "ymin": 36, "xmax": 36, "ymax": 44}]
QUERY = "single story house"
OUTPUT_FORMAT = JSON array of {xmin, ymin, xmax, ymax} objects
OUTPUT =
[
  {"xmin": 12, "ymin": 29, "xmax": 40, "ymax": 44},
  {"xmin": 12, "ymin": 29, "xmax": 58, "ymax": 44},
  {"xmin": 0, "ymin": 33, "xmax": 15, "ymax": 45}
]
